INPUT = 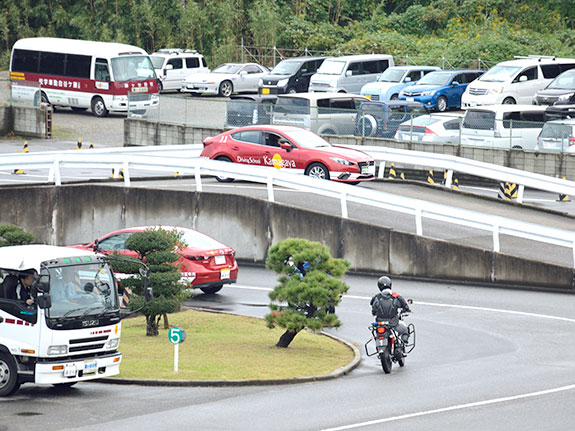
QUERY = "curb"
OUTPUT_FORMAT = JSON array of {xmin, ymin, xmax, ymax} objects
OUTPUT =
[{"xmin": 97, "ymin": 331, "xmax": 361, "ymax": 388}]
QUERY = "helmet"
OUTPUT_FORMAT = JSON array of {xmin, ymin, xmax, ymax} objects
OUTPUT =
[{"xmin": 377, "ymin": 276, "xmax": 392, "ymax": 291}]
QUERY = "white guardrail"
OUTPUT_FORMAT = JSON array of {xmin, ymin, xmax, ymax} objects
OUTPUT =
[{"xmin": 1, "ymin": 148, "xmax": 575, "ymax": 266}]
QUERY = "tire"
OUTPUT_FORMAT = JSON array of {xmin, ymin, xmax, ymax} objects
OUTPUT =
[
  {"xmin": 218, "ymin": 81, "xmax": 233, "ymax": 97},
  {"xmin": 91, "ymin": 97, "xmax": 109, "ymax": 117},
  {"xmin": 502, "ymin": 97, "xmax": 516, "ymax": 104},
  {"xmin": 158, "ymin": 81, "xmax": 163, "ymax": 92},
  {"xmin": 380, "ymin": 346, "xmax": 392, "ymax": 374},
  {"xmin": 287, "ymin": 87, "xmax": 297, "ymax": 94},
  {"xmin": 0, "ymin": 352, "xmax": 20, "ymax": 397},
  {"xmin": 214, "ymin": 156, "xmax": 234, "ymax": 183},
  {"xmin": 40, "ymin": 91, "xmax": 49, "ymax": 105},
  {"xmin": 305, "ymin": 162, "xmax": 329, "ymax": 180},
  {"xmin": 200, "ymin": 284, "xmax": 223, "ymax": 294},
  {"xmin": 390, "ymin": 94, "xmax": 399, "ymax": 100},
  {"xmin": 436, "ymin": 96, "xmax": 448, "ymax": 112},
  {"xmin": 322, "ymin": 129, "xmax": 336, "ymax": 135}
]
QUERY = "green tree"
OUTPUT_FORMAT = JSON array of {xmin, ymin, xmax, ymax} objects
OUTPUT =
[
  {"xmin": 118, "ymin": 227, "xmax": 185, "ymax": 336},
  {"xmin": 0, "ymin": 224, "xmax": 34, "ymax": 247},
  {"xmin": 265, "ymin": 238, "xmax": 350, "ymax": 348}
]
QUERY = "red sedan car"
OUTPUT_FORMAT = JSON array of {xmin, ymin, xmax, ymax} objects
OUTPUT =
[
  {"xmin": 201, "ymin": 125, "xmax": 375, "ymax": 183},
  {"xmin": 69, "ymin": 226, "xmax": 238, "ymax": 294}
]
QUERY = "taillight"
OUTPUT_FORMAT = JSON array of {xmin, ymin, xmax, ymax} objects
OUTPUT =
[
  {"xmin": 569, "ymin": 136, "xmax": 575, "ymax": 147},
  {"xmin": 376, "ymin": 326, "xmax": 386, "ymax": 334},
  {"xmin": 424, "ymin": 127, "xmax": 437, "ymax": 136}
]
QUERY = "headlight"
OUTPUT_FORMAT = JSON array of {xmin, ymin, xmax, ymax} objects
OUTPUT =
[
  {"xmin": 258, "ymin": 79, "xmax": 263, "ymax": 86},
  {"xmin": 330, "ymin": 157, "xmax": 354, "ymax": 165},
  {"xmin": 558, "ymin": 93, "xmax": 573, "ymax": 101},
  {"xmin": 488, "ymin": 87, "xmax": 504, "ymax": 94},
  {"xmin": 48, "ymin": 345, "xmax": 68, "ymax": 355},
  {"xmin": 277, "ymin": 78, "xmax": 289, "ymax": 87},
  {"xmin": 421, "ymin": 90, "xmax": 436, "ymax": 96},
  {"xmin": 105, "ymin": 338, "xmax": 120, "ymax": 350}
]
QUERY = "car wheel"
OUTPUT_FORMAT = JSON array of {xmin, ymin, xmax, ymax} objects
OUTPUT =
[
  {"xmin": 219, "ymin": 81, "xmax": 233, "ymax": 97},
  {"xmin": 214, "ymin": 156, "xmax": 234, "ymax": 183},
  {"xmin": 503, "ymin": 97, "xmax": 516, "ymax": 104},
  {"xmin": 322, "ymin": 129, "xmax": 336, "ymax": 135},
  {"xmin": 287, "ymin": 87, "xmax": 297, "ymax": 94},
  {"xmin": 305, "ymin": 162, "xmax": 329, "ymax": 180},
  {"xmin": 0, "ymin": 352, "xmax": 20, "ymax": 397},
  {"xmin": 200, "ymin": 284, "xmax": 223, "ymax": 294},
  {"xmin": 390, "ymin": 94, "xmax": 399, "ymax": 100},
  {"xmin": 436, "ymin": 96, "xmax": 448, "ymax": 112},
  {"xmin": 157, "ymin": 81, "xmax": 163, "ymax": 92},
  {"xmin": 91, "ymin": 97, "xmax": 109, "ymax": 117}
]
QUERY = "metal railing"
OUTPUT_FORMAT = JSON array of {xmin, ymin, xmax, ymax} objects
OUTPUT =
[{"xmin": 1, "ymin": 151, "xmax": 574, "ymax": 266}]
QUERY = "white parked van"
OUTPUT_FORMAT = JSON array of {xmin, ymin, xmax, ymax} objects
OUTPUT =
[
  {"xmin": 308, "ymin": 54, "xmax": 394, "ymax": 94},
  {"xmin": 272, "ymin": 92, "xmax": 368, "ymax": 135},
  {"xmin": 150, "ymin": 49, "xmax": 208, "ymax": 92},
  {"xmin": 461, "ymin": 56, "xmax": 575, "ymax": 107},
  {"xmin": 460, "ymin": 105, "xmax": 546, "ymax": 150}
]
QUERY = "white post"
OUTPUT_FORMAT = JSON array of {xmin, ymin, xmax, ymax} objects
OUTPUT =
[
  {"xmin": 378, "ymin": 161, "xmax": 386, "ymax": 179},
  {"xmin": 444, "ymin": 169, "xmax": 453, "ymax": 188},
  {"xmin": 415, "ymin": 208, "xmax": 423, "ymax": 236},
  {"xmin": 517, "ymin": 185, "xmax": 525, "ymax": 204},
  {"xmin": 174, "ymin": 343, "xmax": 179, "ymax": 373},
  {"xmin": 267, "ymin": 175, "xmax": 275, "ymax": 202},
  {"xmin": 340, "ymin": 191, "xmax": 348, "ymax": 219},
  {"xmin": 492, "ymin": 225, "xmax": 500, "ymax": 253},
  {"xmin": 194, "ymin": 165, "xmax": 203, "ymax": 192},
  {"xmin": 53, "ymin": 160, "xmax": 61, "ymax": 186},
  {"xmin": 122, "ymin": 161, "xmax": 131, "ymax": 187}
]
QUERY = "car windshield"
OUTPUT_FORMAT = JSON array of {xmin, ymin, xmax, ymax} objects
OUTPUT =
[
  {"xmin": 46, "ymin": 263, "xmax": 119, "ymax": 319},
  {"xmin": 284, "ymin": 129, "xmax": 332, "ymax": 148},
  {"xmin": 547, "ymin": 72, "xmax": 575, "ymax": 90},
  {"xmin": 479, "ymin": 66, "xmax": 522, "ymax": 82},
  {"xmin": 540, "ymin": 123, "xmax": 573, "ymax": 139},
  {"xmin": 270, "ymin": 60, "xmax": 302, "ymax": 75},
  {"xmin": 378, "ymin": 68, "xmax": 406, "ymax": 83},
  {"xmin": 149, "ymin": 56, "xmax": 165, "ymax": 69},
  {"xmin": 111, "ymin": 55, "xmax": 156, "ymax": 81},
  {"xmin": 213, "ymin": 64, "xmax": 242, "ymax": 74},
  {"xmin": 181, "ymin": 229, "xmax": 226, "ymax": 250},
  {"xmin": 417, "ymin": 72, "xmax": 452, "ymax": 86},
  {"xmin": 316, "ymin": 60, "xmax": 346, "ymax": 75},
  {"xmin": 274, "ymin": 97, "xmax": 310, "ymax": 115}
]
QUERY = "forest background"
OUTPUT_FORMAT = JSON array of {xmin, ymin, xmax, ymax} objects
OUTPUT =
[{"xmin": 1, "ymin": 0, "xmax": 575, "ymax": 70}]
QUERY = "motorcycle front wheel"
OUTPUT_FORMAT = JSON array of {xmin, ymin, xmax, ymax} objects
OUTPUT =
[{"xmin": 380, "ymin": 346, "xmax": 392, "ymax": 374}]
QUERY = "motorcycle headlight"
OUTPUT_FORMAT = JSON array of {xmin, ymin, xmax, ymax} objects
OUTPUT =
[{"xmin": 330, "ymin": 157, "xmax": 354, "ymax": 166}]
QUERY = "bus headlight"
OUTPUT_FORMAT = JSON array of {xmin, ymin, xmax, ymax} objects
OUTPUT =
[{"xmin": 48, "ymin": 345, "xmax": 68, "ymax": 355}]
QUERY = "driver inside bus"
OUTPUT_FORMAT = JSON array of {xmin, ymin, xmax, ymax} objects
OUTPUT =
[{"xmin": 52, "ymin": 268, "xmax": 85, "ymax": 302}]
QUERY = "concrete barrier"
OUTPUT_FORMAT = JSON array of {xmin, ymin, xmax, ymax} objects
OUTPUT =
[
  {"xmin": 0, "ymin": 105, "xmax": 51, "ymax": 138},
  {"xmin": 0, "ymin": 184, "xmax": 572, "ymax": 291}
]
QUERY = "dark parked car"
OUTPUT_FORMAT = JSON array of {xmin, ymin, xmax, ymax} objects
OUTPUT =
[
  {"xmin": 226, "ymin": 94, "xmax": 278, "ymax": 127},
  {"xmin": 354, "ymin": 100, "xmax": 429, "ymax": 138},
  {"xmin": 533, "ymin": 69, "xmax": 575, "ymax": 106},
  {"xmin": 258, "ymin": 56, "xmax": 326, "ymax": 95},
  {"xmin": 544, "ymin": 103, "xmax": 575, "ymax": 122}
]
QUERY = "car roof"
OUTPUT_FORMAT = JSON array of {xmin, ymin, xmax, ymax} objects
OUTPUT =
[
  {"xmin": 544, "ymin": 118, "xmax": 575, "ymax": 125},
  {"xmin": 230, "ymin": 95, "xmax": 278, "ymax": 102},
  {"xmin": 464, "ymin": 104, "xmax": 547, "ymax": 113},
  {"xmin": 389, "ymin": 65, "xmax": 440, "ymax": 71},
  {"xmin": 277, "ymin": 56, "xmax": 326, "ymax": 62},
  {"xmin": 322, "ymin": 54, "xmax": 393, "ymax": 61},
  {"xmin": 360, "ymin": 100, "xmax": 426, "ymax": 108},
  {"xmin": 494, "ymin": 57, "xmax": 575, "ymax": 67},
  {"xmin": 277, "ymin": 92, "xmax": 368, "ymax": 101},
  {"xmin": 151, "ymin": 49, "xmax": 202, "ymax": 57},
  {"xmin": 230, "ymin": 125, "xmax": 309, "ymax": 133}
]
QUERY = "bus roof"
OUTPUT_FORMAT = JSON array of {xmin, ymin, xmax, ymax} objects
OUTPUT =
[
  {"xmin": 0, "ymin": 245, "xmax": 100, "ymax": 272},
  {"xmin": 12, "ymin": 37, "xmax": 148, "ymax": 58}
]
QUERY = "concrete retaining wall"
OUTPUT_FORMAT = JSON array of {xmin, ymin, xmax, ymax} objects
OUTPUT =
[
  {"xmin": 0, "ymin": 105, "xmax": 50, "ymax": 138},
  {"xmin": 124, "ymin": 120, "xmax": 575, "ymax": 180},
  {"xmin": 0, "ymin": 184, "xmax": 572, "ymax": 291}
]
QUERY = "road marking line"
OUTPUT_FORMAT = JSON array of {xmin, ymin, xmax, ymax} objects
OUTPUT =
[{"xmin": 319, "ymin": 384, "xmax": 575, "ymax": 431}]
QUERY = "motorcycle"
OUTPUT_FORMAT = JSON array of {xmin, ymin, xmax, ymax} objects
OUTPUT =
[{"xmin": 364, "ymin": 306, "xmax": 415, "ymax": 374}]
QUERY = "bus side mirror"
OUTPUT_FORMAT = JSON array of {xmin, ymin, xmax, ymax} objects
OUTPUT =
[
  {"xmin": 145, "ymin": 287, "xmax": 154, "ymax": 302},
  {"xmin": 36, "ymin": 274, "xmax": 50, "ymax": 293},
  {"xmin": 93, "ymin": 239, "xmax": 99, "ymax": 252},
  {"xmin": 36, "ymin": 294, "xmax": 51, "ymax": 309}
]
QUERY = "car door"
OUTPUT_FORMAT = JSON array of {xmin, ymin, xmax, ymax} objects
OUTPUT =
[
  {"xmin": 164, "ymin": 58, "xmax": 184, "ymax": 91},
  {"xmin": 447, "ymin": 73, "xmax": 469, "ymax": 108},
  {"xmin": 261, "ymin": 131, "xmax": 300, "ymax": 172},
  {"xmin": 237, "ymin": 65, "xmax": 266, "ymax": 92},
  {"xmin": 228, "ymin": 129, "xmax": 264, "ymax": 165},
  {"xmin": 511, "ymin": 66, "xmax": 542, "ymax": 104}
]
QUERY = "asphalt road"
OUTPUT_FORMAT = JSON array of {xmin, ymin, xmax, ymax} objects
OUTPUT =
[{"xmin": 1, "ymin": 265, "xmax": 574, "ymax": 431}]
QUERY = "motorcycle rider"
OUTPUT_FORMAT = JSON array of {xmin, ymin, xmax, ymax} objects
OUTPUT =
[{"xmin": 370, "ymin": 276, "xmax": 411, "ymax": 344}]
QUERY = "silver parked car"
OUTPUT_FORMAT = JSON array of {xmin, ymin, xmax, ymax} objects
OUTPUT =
[
  {"xmin": 394, "ymin": 113, "xmax": 463, "ymax": 145},
  {"xmin": 181, "ymin": 62, "xmax": 269, "ymax": 97},
  {"xmin": 535, "ymin": 119, "xmax": 575, "ymax": 153}
]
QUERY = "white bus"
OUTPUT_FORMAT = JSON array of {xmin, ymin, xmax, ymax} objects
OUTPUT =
[
  {"xmin": 9, "ymin": 37, "xmax": 159, "ymax": 117},
  {"xmin": 0, "ymin": 245, "xmax": 150, "ymax": 396}
]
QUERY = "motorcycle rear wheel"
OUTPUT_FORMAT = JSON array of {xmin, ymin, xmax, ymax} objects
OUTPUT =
[{"xmin": 380, "ymin": 347, "xmax": 392, "ymax": 374}]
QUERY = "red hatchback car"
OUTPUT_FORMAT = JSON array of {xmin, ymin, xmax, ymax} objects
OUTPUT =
[
  {"xmin": 201, "ymin": 125, "xmax": 376, "ymax": 183},
  {"xmin": 69, "ymin": 226, "xmax": 238, "ymax": 294}
]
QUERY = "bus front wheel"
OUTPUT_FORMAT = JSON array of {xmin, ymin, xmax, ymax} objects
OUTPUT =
[{"xmin": 91, "ymin": 97, "xmax": 109, "ymax": 117}]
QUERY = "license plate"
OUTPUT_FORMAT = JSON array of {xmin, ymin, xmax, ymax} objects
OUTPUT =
[
  {"xmin": 215, "ymin": 255, "xmax": 226, "ymax": 265},
  {"xmin": 362, "ymin": 165, "xmax": 375, "ymax": 175},
  {"xmin": 220, "ymin": 268, "xmax": 230, "ymax": 280},
  {"xmin": 261, "ymin": 88, "xmax": 270, "ymax": 95},
  {"xmin": 64, "ymin": 363, "xmax": 76, "ymax": 377},
  {"xmin": 406, "ymin": 97, "xmax": 414, "ymax": 101},
  {"xmin": 83, "ymin": 360, "xmax": 97, "ymax": 374}
]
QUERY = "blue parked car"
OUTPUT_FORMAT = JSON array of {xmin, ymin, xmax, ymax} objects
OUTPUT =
[
  {"xmin": 398, "ymin": 69, "xmax": 485, "ymax": 112},
  {"xmin": 360, "ymin": 65, "xmax": 440, "ymax": 101}
]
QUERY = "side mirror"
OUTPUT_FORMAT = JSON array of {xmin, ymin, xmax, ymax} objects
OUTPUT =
[
  {"xmin": 35, "ymin": 274, "xmax": 50, "ymax": 293},
  {"xmin": 407, "ymin": 298, "xmax": 413, "ymax": 304},
  {"xmin": 92, "ymin": 239, "xmax": 99, "ymax": 252},
  {"xmin": 346, "ymin": 70, "xmax": 352, "ymax": 77},
  {"xmin": 165, "ymin": 64, "xmax": 174, "ymax": 71},
  {"xmin": 280, "ymin": 141, "xmax": 292, "ymax": 151},
  {"xmin": 451, "ymin": 81, "xmax": 459, "ymax": 87},
  {"xmin": 145, "ymin": 287, "xmax": 154, "ymax": 302},
  {"xmin": 405, "ymin": 77, "xmax": 412, "ymax": 82},
  {"xmin": 36, "ymin": 294, "xmax": 51, "ymax": 309},
  {"xmin": 519, "ymin": 75, "xmax": 528, "ymax": 82},
  {"xmin": 240, "ymin": 71, "xmax": 247, "ymax": 77}
]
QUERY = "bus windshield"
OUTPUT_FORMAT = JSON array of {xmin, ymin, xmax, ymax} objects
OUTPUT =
[
  {"xmin": 111, "ymin": 55, "xmax": 156, "ymax": 81},
  {"xmin": 47, "ymin": 263, "xmax": 119, "ymax": 318}
]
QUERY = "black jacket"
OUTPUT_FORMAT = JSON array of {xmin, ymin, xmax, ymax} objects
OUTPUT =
[{"xmin": 370, "ymin": 289, "xmax": 410, "ymax": 326}]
